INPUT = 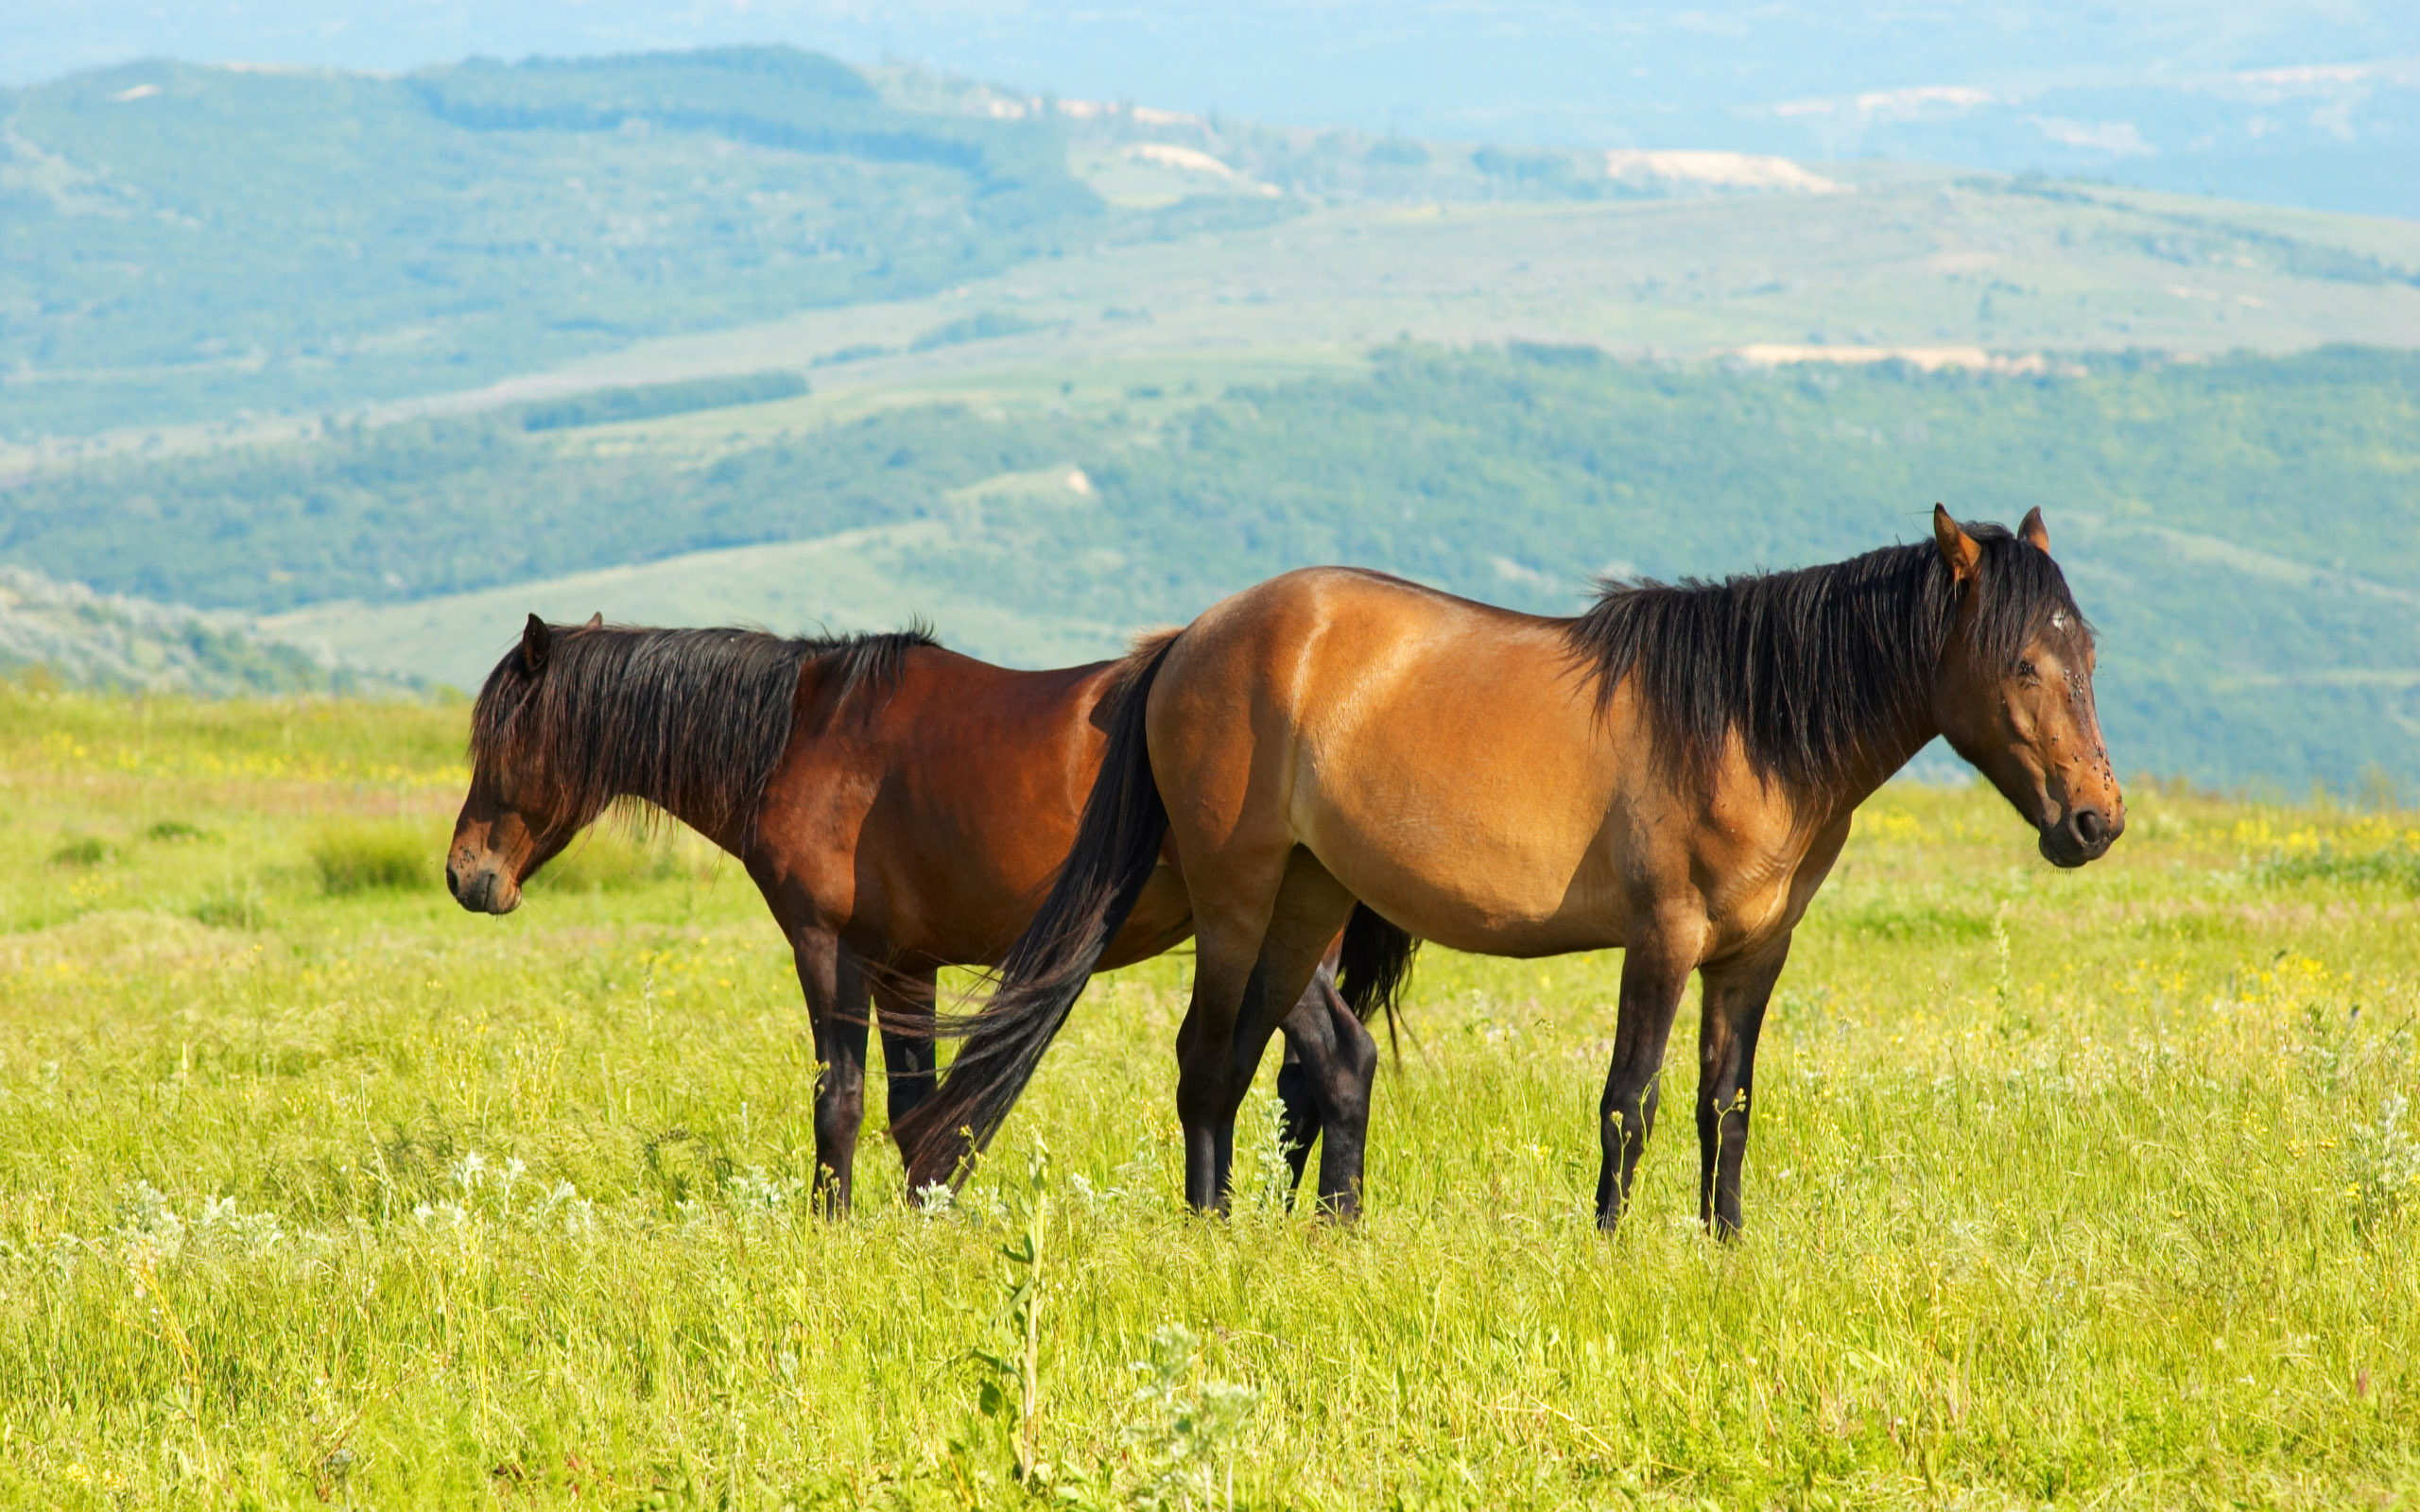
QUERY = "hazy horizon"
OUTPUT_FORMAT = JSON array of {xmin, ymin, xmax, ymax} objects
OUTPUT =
[{"xmin": 11, "ymin": 3, "xmax": 2416, "ymax": 217}]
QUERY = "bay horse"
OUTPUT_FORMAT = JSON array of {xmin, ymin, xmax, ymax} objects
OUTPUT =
[
  {"xmin": 900, "ymin": 507, "xmax": 2123, "ymax": 1234},
  {"xmin": 445, "ymin": 615, "xmax": 1404, "ymax": 1214}
]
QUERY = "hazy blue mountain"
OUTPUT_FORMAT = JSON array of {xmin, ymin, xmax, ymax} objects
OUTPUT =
[
  {"xmin": 0, "ymin": 48, "xmax": 1098, "ymax": 437},
  {"xmin": 9, "ymin": 3, "xmax": 2416, "ymax": 216}
]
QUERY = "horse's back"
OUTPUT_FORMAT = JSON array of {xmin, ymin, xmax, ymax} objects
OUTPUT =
[
  {"xmin": 762, "ymin": 646, "xmax": 1168, "ymax": 963},
  {"xmin": 1154, "ymin": 569, "xmax": 1638, "ymax": 954}
]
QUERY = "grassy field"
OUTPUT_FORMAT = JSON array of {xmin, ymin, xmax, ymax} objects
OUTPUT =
[{"xmin": 1, "ymin": 687, "xmax": 2415, "ymax": 1508}]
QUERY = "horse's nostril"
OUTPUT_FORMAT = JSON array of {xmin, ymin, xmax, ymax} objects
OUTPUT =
[{"xmin": 2074, "ymin": 807, "xmax": 2107, "ymax": 845}]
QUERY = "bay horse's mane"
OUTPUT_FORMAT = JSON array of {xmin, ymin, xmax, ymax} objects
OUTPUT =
[
  {"xmin": 1563, "ymin": 523, "xmax": 2087, "ymax": 799},
  {"xmin": 468, "ymin": 621, "xmax": 939, "ymax": 845}
]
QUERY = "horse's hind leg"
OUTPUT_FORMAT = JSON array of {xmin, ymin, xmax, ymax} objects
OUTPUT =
[
  {"xmin": 1696, "ymin": 936, "xmax": 1789, "ymax": 1240},
  {"xmin": 1275, "ymin": 963, "xmax": 1378, "ymax": 1219},
  {"xmin": 1273, "ymin": 1035, "xmax": 1322, "ymax": 1206},
  {"xmin": 874, "ymin": 966, "xmax": 939, "ymax": 1181},
  {"xmin": 1273, "ymin": 944, "xmax": 1348, "ymax": 1203},
  {"xmin": 793, "ymin": 931, "xmax": 872, "ymax": 1217},
  {"xmin": 1178, "ymin": 849, "xmax": 1356, "ymax": 1213}
]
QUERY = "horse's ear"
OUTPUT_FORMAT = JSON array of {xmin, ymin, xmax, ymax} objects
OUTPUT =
[
  {"xmin": 1932, "ymin": 504, "xmax": 1981, "ymax": 586},
  {"xmin": 521, "ymin": 613, "xmax": 552, "ymax": 674},
  {"xmin": 582, "ymin": 611, "xmax": 603, "ymax": 629},
  {"xmin": 2018, "ymin": 507, "xmax": 2050, "ymax": 554}
]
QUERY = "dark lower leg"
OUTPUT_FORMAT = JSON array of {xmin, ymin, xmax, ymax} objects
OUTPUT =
[
  {"xmin": 1177, "ymin": 988, "xmax": 1262, "ymax": 1216},
  {"xmin": 1176, "ymin": 851, "xmax": 1357, "ymax": 1215},
  {"xmin": 1274, "ymin": 1044, "xmax": 1322, "ymax": 1205},
  {"xmin": 875, "ymin": 970, "xmax": 939, "ymax": 1166},
  {"xmin": 1306, "ymin": 972, "xmax": 1377, "ymax": 1218},
  {"xmin": 1696, "ymin": 942, "xmax": 1787, "ymax": 1239},
  {"xmin": 1273, "ymin": 962, "xmax": 1378, "ymax": 1217},
  {"xmin": 1175, "ymin": 1002, "xmax": 1238, "ymax": 1213},
  {"xmin": 795, "ymin": 935, "xmax": 871, "ymax": 1216},
  {"xmin": 1597, "ymin": 1075, "xmax": 1660, "ymax": 1223},
  {"xmin": 1596, "ymin": 936, "xmax": 1694, "ymax": 1231}
]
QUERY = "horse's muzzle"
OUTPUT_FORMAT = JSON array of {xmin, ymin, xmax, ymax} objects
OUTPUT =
[
  {"xmin": 2040, "ymin": 803, "xmax": 2120, "ymax": 868},
  {"xmin": 447, "ymin": 862, "xmax": 520, "ymax": 915}
]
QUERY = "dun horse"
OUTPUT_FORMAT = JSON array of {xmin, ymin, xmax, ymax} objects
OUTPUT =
[
  {"xmin": 901, "ymin": 508, "xmax": 2123, "ymax": 1233},
  {"xmin": 445, "ymin": 615, "xmax": 1402, "ymax": 1214}
]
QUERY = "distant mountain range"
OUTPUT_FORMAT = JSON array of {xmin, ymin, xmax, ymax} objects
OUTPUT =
[
  {"xmin": 9, "ymin": 3, "xmax": 2417, "ymax": 215},
  {"xmin": 6, "ymin": 44, "xmax": 2418, "ymax": 445}
]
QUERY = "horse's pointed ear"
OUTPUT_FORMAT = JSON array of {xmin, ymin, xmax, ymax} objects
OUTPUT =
[
  {"xmin": 582, "ymin": 611, "xmax": 603, "ymax": 629},
  {"xmin": 521, "ymin": 613, "xmax": 552, "ymax": 674},
  {"xmin": 1932, "ymin": 504, "xmax": 1981, "ymax": 585},
  {"xmin": 2018, "ymin": 507, "xmax": 2050, "ymax": 554}
]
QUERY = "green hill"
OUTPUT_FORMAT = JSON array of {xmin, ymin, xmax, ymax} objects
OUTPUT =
[
  {"xmin": 7, "ymin": 344, "xmax": 2415, "ymax": 788},
  {"xmin": 12, "ymin": 46, "xmax": 2420, "ymax": 452},
  {"xmin": 0, "ymin": 565, "xmax": 406, "ymax": 697},
  {"xmin": 0, "ymin": 48, "xmax": 1098, "ymax": 438}
]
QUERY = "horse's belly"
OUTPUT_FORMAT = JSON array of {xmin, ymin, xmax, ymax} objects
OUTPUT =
[
  {"xmin": 1098, "ymin": 865, "xmax": 1196, "ymax": 969},
  {"xmin": 1299, "ymin": 776, "xmax": 1623, "ymax": 956}
]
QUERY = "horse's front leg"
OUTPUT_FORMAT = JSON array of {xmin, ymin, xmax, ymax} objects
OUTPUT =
[
  {"xmin": 1596, "ymin": 926, "xmax": 1699, "ymax": 1231},
  {"xmin": 793, "ymin": 931, "xmax": 871, "ymax": 1216},
  {"xmin": 1696, "ymin": 936, "xmax": 1790, "ymax": 1240}
]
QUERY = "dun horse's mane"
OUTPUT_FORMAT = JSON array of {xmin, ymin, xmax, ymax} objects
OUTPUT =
[
  {"xmin": 468, "ymin": 622, "xmax": 938, "ymax": 844},
  {"xmin": 1562, "ymin": 523, "xmax": 2086, "ymax": 798}
]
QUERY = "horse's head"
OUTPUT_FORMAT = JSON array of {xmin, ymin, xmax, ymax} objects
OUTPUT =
[
  {"xmin": 1928, "ymin": 506, "xmax": 2123, "ymax": 868},
  {"xmin": 448, "ymin": 613, "xmax": 596, "ymax": 914}
]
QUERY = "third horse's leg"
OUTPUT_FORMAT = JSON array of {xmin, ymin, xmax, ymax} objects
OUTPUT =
[
  {"xmin": 874, "ymin": 965, "xmax": 939, "ymax": 1186},
  {"xmin": 1273, "ymin": 948, "xmax": 1348, "ymax": 1205},
  {"xmin": 1296, "ymin": 967, "xmax": 1378, "ymax": 1218},
  {"xmin": 1274, "ymin": 1035, "xmax": 1322, "ymax": 1206},
  {"xmin": 1696, "ymin": 936, "xmax": 1790, "ymax": 1239},
  {"xmin": 1596, "ymin": 925, "xmax": 1699, "ymax": 1231},
  {"xmin": 794, "ymin": 932, "xmax": 872, "ymax": 1216},
  {"xmin": 1176, "ymin": 850, "xmax": 1355, "ymax": 1213}
]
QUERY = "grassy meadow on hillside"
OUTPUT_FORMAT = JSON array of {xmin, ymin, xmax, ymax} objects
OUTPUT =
[
  {"xmin": 1, "ymin": 689, "xmax": 2415, "ymax": 1507},
  {"xmin": 13, "ymin": 345, "xmax": 2418, "ymax": 788}
]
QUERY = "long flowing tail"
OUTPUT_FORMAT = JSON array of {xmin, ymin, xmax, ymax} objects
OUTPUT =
[
  {"xmin": 1336, "ymin": 902, "xmax": 1419, "ymax": 1058},
  {"xmin": 896, "ymin": 639, "xmax": 1176, "ymax": 1191}
]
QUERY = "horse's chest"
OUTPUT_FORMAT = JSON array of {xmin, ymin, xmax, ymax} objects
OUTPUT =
[
  {"xmin": 1703, "ymin": 865, "xmax": 1800, "ymax": 951},
  {"xmin": 1696, "ymin": 829, "xmax": 1844, "ymax": 957}
]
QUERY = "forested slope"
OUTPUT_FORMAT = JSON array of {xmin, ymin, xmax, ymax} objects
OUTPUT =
[{"xmin": 6, "ymin": 345, "xmax": 2412, "ymax": 785}]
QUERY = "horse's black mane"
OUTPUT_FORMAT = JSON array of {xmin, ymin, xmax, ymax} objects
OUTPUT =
[
  {"xmin": 468, "ymin": 622, "xmax": 938, "ymax": 844},
  {"xmin": 1563, "ymin": 522, "xmax": 2086, "ymax": 798}
]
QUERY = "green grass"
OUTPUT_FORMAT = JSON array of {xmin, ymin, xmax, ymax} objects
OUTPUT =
[
  {"xmin": 0, "ymin": 687, "xmax": 2415, "ymax": 1507},
  {"xmin": 308, "ymin": 821, "xmax": 437, "ymax": 895}
]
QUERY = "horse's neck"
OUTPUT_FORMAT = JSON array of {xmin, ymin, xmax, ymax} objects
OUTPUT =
[
  {"xmin": 572, "ymin": 730, "xmax": 758, "ymax": 859},
  {"xmin": 1813, "ymin": 700, "xmax": 1943, "ymax": 831},
  {"xmin": 651, "ymin": 782, "xmax": 754, "ymax": 858}
]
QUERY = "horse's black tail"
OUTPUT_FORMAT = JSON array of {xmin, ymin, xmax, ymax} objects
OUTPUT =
[
  {"xmin": 896, "ymin": 637, "xmax": 1177, "ymax": 1192},
  {"xmin": 1337, "ymin": 902, "xmax": 1420, "ymax": 1061}
]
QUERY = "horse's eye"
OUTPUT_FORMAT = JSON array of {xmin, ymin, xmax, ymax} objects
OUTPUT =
[{"xmin": 2016, "ymin": 660, "xmax": 2038, "ymax": 679}]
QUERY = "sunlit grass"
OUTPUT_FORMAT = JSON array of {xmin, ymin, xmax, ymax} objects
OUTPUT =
[{"xmin": 0, "ymin": 688, "xmax": 2413, "ymax": 1507}]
